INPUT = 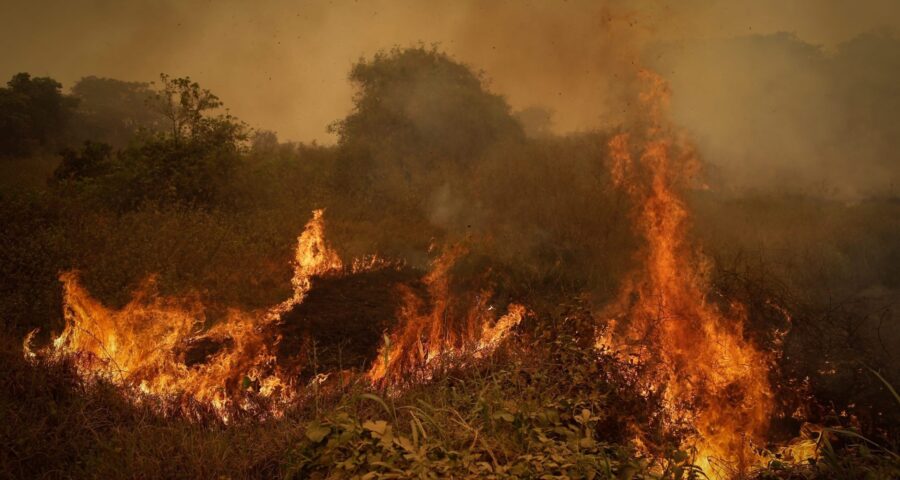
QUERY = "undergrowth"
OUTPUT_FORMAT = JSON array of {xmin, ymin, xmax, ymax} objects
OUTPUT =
[{"xmin": 2, "ymin": 309, "xmax": 897, "ymax": 479}]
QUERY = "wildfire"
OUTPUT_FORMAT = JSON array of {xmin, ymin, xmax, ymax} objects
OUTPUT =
[
  {"xmin": 368, "ymin": 243, "xmax": 526, "ymax": 384},
  {"xmin": 20, "ymin": 66, "xmax": 793, "ymax": 475},
  {"xmin": 26, "ymin": 209, "xmax": 526, "ymax": 418},
  {"xmin": 28, "ymin": 209, "xmax": 344, "ymax": 419},
  {"xmin": 597, "ymin": 70, "xmax": 775, "ymax": 478}
]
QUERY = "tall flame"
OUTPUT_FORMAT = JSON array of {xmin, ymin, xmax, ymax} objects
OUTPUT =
[
  {"xmin": 598, "ymin": 71, "xmax": 774, "ymax": 478},
  {"xmin": 37, "ymin": 209, "xmax": 343, "ymax": 418}
]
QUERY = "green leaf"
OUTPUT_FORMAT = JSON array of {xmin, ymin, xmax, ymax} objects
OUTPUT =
[{"xmin": 360, "ymin": 393, "xmax": 395, "ymax": 420}]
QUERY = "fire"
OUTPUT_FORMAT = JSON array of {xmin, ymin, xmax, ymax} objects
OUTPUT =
[
  {"xmin": 368, "ymin": 243, "xmax": 526, "ymax": 384},
  {"xmin": 598, "ymin": 70, "xmax": 774, "ymax": 478},
  {"xmin": 27, "ymin": 208, "xmax": 525, "ymax": 417},
  {"xmin": 31, "ymin": 209, "xmax": 344, "ymax": 419},
  {"xmin": 270, "ymin": 209, "xmax": 343, "ymax": 317}
]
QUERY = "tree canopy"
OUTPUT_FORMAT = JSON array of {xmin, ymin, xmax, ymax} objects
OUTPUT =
[
  {"xmin": 51, "ymin": 74, "xmax": 248, "ymax": 210},
  {"xmin": 69, "ymin": 76, "xmax": 164, "ymax": 147},
  {"xmin": 331, "ymin": 47, "xmax": 523, "ymax": 194},
  {"xmin": 0, "ymin": 73, "xmax": 78, "ymax": 157}
]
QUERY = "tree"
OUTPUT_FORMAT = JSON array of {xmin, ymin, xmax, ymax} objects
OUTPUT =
[
  {"xmin": 0, "ymin": 73, "xmax": 78, "ymax": 157},
  {"xmin": 330, "ymin": 46, "xmax": 523, "ymax": 196},
  {"xmin": 150, "ymin": 74, "xmax": 229, "ymax": 143},
  {"xmin": 69, "ymin": 76, "xmax": 165, "ymax": 147},
  {"xmin": 110, "ymin": 74, "xmax": 247, "ymax": 209},
  {"xmin": 52, "ymin": 75, "xmax": 248, "ymax": 210},
  {"xmin": 52, "ymin": 141, "xmax": 113, "ymax": 183}
]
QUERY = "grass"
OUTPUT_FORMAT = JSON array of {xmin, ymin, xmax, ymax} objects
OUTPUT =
[{"xmin": 3, "ymin": 307, "xmax": 898, "ymax": 479}]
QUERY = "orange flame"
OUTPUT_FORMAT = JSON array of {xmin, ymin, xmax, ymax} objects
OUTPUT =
[
  {"xmin": 598, "ymin": 70, "xmax": 774, "ymax": 478},
  {"xmin": 34, "ymin": 209, "xmax": 343, "ymax": 419},
  {"xmin": 29, "ymin": 209, "xmax": 523, "ymax": 417},
  {"xmin": 368, "ymin": 244, "xmax": 525, "ymax": 384}
]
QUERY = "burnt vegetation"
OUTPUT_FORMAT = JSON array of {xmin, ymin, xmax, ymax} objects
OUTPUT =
[{"xmin": 1, "ymin": 46, "xmax": 898, "ymax": 478}]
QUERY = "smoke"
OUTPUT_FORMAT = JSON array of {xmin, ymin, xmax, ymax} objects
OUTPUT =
[
  {"xmin": 650, "ymin": 31, "xmax": 900, "ymax": 199},
  {"xmin": 0, "ymin": 0, "xmax": 897, "ymax": 197}
]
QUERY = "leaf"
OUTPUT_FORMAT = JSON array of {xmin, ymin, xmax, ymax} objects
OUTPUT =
[
  {"xmin": 396, "ymin": 435, "xmax": 416, "ymax": 453},
  {"xmin": 363, "ymin": 420, "xmax": 390, "ymax": 436},
  {"xmin": 364, "ymin": 420, "xmax": 394, "ymax": 448},
  {"xmin": 305, "ymin": 420, "xmax": 331, "ymax": 443}
]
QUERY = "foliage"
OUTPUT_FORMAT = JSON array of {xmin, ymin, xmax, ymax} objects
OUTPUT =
[
  {"xmin": 52, "ymin": 140, "xmax": 114, "ymax": 183},
  {"xmin": 69, "ymin": 76, "xmax": 165, "ymax": 147},
  {"xmin": 331, "ymin": 46, "xmax": 523, "ymax": 199},
  {"xmin": 0, "ymin": 46, "xmax": 898, "ymax": 479},
  {"xmin": 52, "ymin": 74, "xmax": 249, "ymax": 210},
  {"xmin": 150, "ymin": 74, "xmax": 234, "ymax": 143},
  {"xmin": 4, "ymin": 308, "xmax": 897, "ymax": 479},
  {"xmin": 101, "ymin": 74, "xmax": 248, "ymax": 209},
  {"xmin": 0, "ymin": 72, "xmax": 78, "ymax": 157}
]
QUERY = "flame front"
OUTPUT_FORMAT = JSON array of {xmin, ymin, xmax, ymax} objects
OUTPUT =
[
  {"xmin": 39, "ymin": 209, "xmax": 343, "ymax": 418},
  {"xmin": 32, "ymin": 209, "xmax": 524, "ymax": 417},
  {"xmin": 598, "ymin": 71, "xmax": 774, "ymax": 478}
]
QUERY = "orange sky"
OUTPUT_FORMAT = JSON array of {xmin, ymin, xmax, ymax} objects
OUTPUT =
[{"xmin": 2, "ymin": 0, "xmax": 897, "ymax": 143}]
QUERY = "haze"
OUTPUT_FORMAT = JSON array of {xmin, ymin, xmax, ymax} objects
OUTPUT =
[{"xmin": 2, "ymin": 0, "xmax": 898, "ymax": 197}]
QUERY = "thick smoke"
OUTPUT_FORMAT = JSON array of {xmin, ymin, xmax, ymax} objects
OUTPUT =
[
  {"xmin": 2, "ymin": 1, "xmax": 896, "ymax": 197},
  {"xmin": 651, "ymin": 31, "xmax": 900, "ymax": 199}
]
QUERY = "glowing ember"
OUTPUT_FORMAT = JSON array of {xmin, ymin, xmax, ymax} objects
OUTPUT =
[{"xmin": 597, "ymin": 70, "xmax": 775, "ymax": 478}]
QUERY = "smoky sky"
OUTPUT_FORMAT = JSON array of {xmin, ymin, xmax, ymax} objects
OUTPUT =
[{"xmin": 1, "ymin": 0, "xmax": 898, "ymax": 197}]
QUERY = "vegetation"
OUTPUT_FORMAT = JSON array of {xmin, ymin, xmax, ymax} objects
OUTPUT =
[
  {"xmin": 3, "ymin": 313, "xmax": 897, "ymax": 478},
  {"xmin": 0, "ymin": 46, "xmax": 897, "ymax": 478}
]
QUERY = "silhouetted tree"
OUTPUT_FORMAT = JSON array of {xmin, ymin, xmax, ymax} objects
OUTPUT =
[
  {"xmin": 108, "ymin": 74, "xmax": 247, "ymax": 209},
  {"xmin": 50, "ymin": 75, "xmax": 248, "ymax": 210},
  {"xmin": 0, "ymin": 73, "xmax": 78, "ymax": 157},
  {"xmin": 69, "ymin": 76, "xmax": 165, "ymax": 147},
  {"xmin": 52, "ymin": 141, "xmax": 113, "ymax": 183},
  {"xmin": 331, "ymin": 46, "xmax": 523, "ymax": 197},
  {"xmin": 150, "ymin": 74, "xmax": 229, "ymax": 143}
]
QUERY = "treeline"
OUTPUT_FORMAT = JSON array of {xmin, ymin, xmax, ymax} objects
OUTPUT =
[
  {"xmin": 0, "ymin": 47, "xmax": 635, "ymax": 340},
  {"xmin": 0, "ymin": 73, "xmax": 159, "ymax": 157}
]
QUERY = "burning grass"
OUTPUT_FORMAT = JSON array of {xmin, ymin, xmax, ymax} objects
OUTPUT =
[
  {"xmin": 4, "ymin": 309, "xmax": 898, "ymax": 479},
  {"xmin": 3, "ymin": 54, "xmax": 898, "ymax": 478},
  {"xmin": 14, "ymin": 202, "xmax": 899, "ymax": 478},
  {"xmin": 23, "ymin": 209, "xmax": 528, "ymax": 423}
]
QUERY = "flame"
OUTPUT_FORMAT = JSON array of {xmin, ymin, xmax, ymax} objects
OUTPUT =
[
  {"xmin": 368, "ymin": 244, "xmax": 525, "ymax": 384},
  {"xmin": 34, "ymin": 209, "xmax": 343, "ymax": 419},
  {"xmin": 29, "ymin": 208, "xmax": 522, "ymax": 416},
  {"xmin": 598, "ymin": 70, "xmax": 774, "ymax": 478},
  {"xmin": 270, "ymin": 209, "xmax": 343, "ymax": 317}
]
